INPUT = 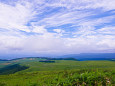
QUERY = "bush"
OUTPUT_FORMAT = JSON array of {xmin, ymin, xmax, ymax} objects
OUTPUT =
[{"xmin": 0, "ymin": 82, "xmax": 6, "ymax": 86}]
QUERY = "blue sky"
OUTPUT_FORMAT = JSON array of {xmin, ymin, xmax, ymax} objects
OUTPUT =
[{"xmin": 0, "ymin": 0, "xmax": 115, "ymax": 58}]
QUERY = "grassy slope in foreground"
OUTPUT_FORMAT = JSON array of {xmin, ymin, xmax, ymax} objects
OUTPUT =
[{"xmin": 0, "ymin": 68, "xmax": 115, "ymax": 86}]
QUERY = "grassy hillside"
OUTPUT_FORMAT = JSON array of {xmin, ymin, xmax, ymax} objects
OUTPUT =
[
  {"xmin": 0, "ymin": 57, "xmax": 46, "ymax": 68},
  {"xmin": 0, "ymin": 69, "xmax": 115, "ymax": 86},
  {"xmin": 18, "ymin": 60, "xmax": 115, "ymax": 72},
  {"xmin": 0, "ymin": 58, "xmax": 115, "ymax": 86}
]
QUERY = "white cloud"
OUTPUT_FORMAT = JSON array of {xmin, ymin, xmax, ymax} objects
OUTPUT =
[
  {"xmin": 53, "ymin": 29, "xmax": 65, "ymax": 33},
  {"xmin": 32, "ymin": 26, "xmax": 47, "ymax": 33},
  {"xmin": 33, "ymin": 10, "xmax": 94, "ymax": 27},
  {"xmin": 97, "ymin": 26, "xmax": 115, "ymax": 35},
  {"xmin": 0, "ymin": 0, "xmax": 115, "ymax": 57},
  {"xmin": 0, "ymin": 1, "xmax": 35, "ymax": 31},
  {"xmin": 44, "ymin": 0, "xmax": 115, "ymax": 11}
]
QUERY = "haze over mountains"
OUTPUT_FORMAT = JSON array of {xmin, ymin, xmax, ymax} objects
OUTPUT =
[{"xmin": 0, "ymin": 53, "xmax": 115, "ymax": 61}]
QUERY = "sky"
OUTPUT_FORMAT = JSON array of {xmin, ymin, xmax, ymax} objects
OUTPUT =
[{"xmin": 0, "ymin": 0, "xmax": 115, "ymax": 58}]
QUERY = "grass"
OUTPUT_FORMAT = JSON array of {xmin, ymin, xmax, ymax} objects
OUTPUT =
[
  {"xmin": 19, "ymin": 60, "xmax": 115, "ymax": 72},
  {"xmin": 0, "ymin": 58, "xmax": 115, "ymax": 86},
  {"xmin": 0, "ymin": 69, "xmax": 115, "ymax": 86}
]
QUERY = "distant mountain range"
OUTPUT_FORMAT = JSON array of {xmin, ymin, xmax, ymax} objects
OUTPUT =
[
  {"xmin": 0, "ymin": 53, "xmax": 115, "ymax": 61},
  {"xmin": 58, "ymin": 53, "xmax": 115, "ymax": 61}
]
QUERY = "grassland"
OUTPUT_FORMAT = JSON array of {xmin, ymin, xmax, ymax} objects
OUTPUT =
[{"xmin": 0, "ymin": 58, "xmax": 115, "ymax": 86}]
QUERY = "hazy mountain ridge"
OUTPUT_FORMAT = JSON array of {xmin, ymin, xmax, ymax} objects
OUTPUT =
[
  {"xmin": 0, "ymin": 53, "xmax": 115, "ymax": 61},
  {"xmin": 58, "ymin": 53, "xmax": 115, "ymax": 61}
]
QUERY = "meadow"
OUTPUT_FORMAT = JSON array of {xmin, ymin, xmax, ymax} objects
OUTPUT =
[{"xmin": 0, "ymin": 58, "xmax": 115, "ymax": 86}]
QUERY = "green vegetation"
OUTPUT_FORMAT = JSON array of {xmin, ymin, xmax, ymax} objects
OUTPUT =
[
  {"xmin": 0, "ymin": 58, "xmax": 115, "ymax": 86},
  {"xmin": 39, "ymin": 60, "xmax": 55, "ymax": 63},
  {"xmin": 0, "ymin": 64, "xmax": 28, "ymax": 75}
]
